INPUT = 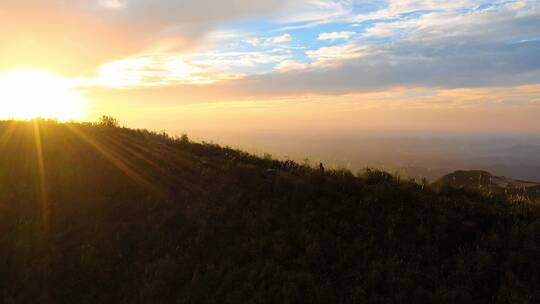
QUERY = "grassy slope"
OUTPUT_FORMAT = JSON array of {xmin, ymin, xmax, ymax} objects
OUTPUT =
[{"xmin": 0, "ymin": 120, "xmax": 539, "ymax": 303}]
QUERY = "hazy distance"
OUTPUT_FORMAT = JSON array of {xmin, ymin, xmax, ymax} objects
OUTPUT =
[{"xmin": 182, "ymin": 130, "xmax": 540, "ymax": 182}]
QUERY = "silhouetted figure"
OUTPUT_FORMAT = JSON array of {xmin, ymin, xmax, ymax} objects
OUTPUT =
[{"xmin": 319, "ymin": 163, "xmax": 325, "ymax": 174}]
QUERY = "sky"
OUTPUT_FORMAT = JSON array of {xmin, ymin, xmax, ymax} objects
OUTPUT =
[{"xmin": 1, "ymin": 0, "xmax": 540, "ymax": 135}]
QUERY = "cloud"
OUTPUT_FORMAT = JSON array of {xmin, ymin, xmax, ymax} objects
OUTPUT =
[
  {"xmin": 352, "ymin": 0, "xmax": 482, "ymax": 23},
  {"xmin": 246, "ymin": 34, "xmax": 293, "ymax": 48},
  {"xmin": 276, "ymin": 60, "xmax": 309, "ymax": 72},
  {"xmin": 362, "ymin": 20, "xmax": 415, "ymax": 37},
  {"xmin": 95, "ymin": 55, "xmax": 243, "ymax": 87},
  {"xmin": 5, "ymin": 0, "xmax": 539, "ymax": 98},
  {"xmin": 265, "ymin": 34, "xmax": 292, "ymax": 45},
  {"xmin": 362, "ymin": 1, "xmax": 540, "ymax": 41},
  {"xmin": 233, "ymin": 40, "xmax": 540, "ymax": 96},
  {"xmin": 306, "ymin": 42, "xmax": 366, "ymax": 67},
  {"xmin": 99, "ymin": 0, "xmax": 128, "ymax": 9},
  {"xmin": 0, "ymin": 0, "xmax": 297, "ymax": 75},
  {"xmin": 95, "ymin": 48, "xmax": 293, "ymax": 88},
  {"xmin": 83, "ymin": 0, "xmax": 540, "ymax": 93},
  {"xmin": 278, "ymin": 0, "xmax": 354, "ymax": 24},
  {"xmin": 245, "ymin": 37, "xmax": 261, "ymax": 46},
  {"xmin": 191, "ymin": 50, "xmax": 290, "ymax": 69},
  {"xmin": 227, "ymin": 0, "xmax": 540, "ymax": 95},
  {"xmin": 318, "ymin": 31, "xmax": 356, "ymax": 41}
]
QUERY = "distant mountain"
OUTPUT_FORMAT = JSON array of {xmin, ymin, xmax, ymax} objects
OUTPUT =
[
  {"xmin": 437, "ymin": 170, "xmax": 540, "ymax": 200},
  {"xmin": 1, "ymin": 120, "xmax": 539, "ymax": 303}
]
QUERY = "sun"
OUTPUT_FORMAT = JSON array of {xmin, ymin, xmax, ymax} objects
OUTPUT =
[{"xmin": 0, "ymin": 70, "xmax": 87, "ymax": 121}]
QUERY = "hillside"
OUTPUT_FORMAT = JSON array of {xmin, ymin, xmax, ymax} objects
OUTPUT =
[{"xmin": 1, "ymin": 119, "xmax": 539, "ymax": 303}]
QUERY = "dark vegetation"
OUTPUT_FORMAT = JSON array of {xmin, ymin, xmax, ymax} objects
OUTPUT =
[{"xmin": 0, "ymin": 119, "xmax": 539, "ymax": 303}]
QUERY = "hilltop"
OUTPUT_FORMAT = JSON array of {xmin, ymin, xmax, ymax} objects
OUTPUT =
[{"xmin": 1, "ymin": 119, "xmax": 539, "ymax": 303}]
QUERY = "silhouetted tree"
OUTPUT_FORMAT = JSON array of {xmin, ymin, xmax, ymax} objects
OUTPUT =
[{"xmin": 98, "ymin": 115, "xmax": 120, "ymax": 128}]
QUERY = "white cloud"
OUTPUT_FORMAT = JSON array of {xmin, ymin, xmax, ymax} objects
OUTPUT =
[
  {"xmin": 97, "ymin": 54, "xmax": 245, "ymax": 87},
  {"xmin": 353, "ymin": 0, "xmax": 480, "ymax": 23},
  {"xmin": 266, "ymin": 34, "xmax": 292, "ymax": 44},
  {"xmin": 362, "ymin": 19, "xmax": 417, "ymax": 38},
  {"xmin": 245, "ymin": 37, "xmax": 261, "ymax": 46},
  {"xmin": 318, "ymin": 31, "xmax": 356, "ymax": 41},
  {"xmin": 219, "ymin": 0, "xmax": 540, "ymax": 95},
  {"xmin": 208, "ymin": 30, "xmax": 250, "ymax": 42},
  {"xmin": 276, "ymin": 60, "xmax": 309, "ymax": 72},
  {"xmin": 307, "ymin": 42, "xmax": 367, "ymax": 66},
  {"xmin": 361, "ymin": 0, "xmax": 540, "ymax": 42},
  {"xmin": 192, "ymin": 51, "xmax": 290, "ymax": 68},
  {"xmin": 97, "ymin": 47, "xmax": 293, "ymax": 88},
  {"xmin": 279, "ymin": 0, "xmax": 354, "ymax": 24},
  {"xmin": 99, "ymin": 0, "xmax": 128, "ymax": 9},
  {"xmin": 258, "ymin": 34, "xmax": 293, "ymax": 48}
]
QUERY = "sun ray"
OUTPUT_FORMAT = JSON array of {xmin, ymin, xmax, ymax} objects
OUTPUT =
[
  {"xmin": 100, "ymin": 131, "xmax": 204, "ymax": 195},
  {"xmin": 0, "ymin": 121, "xmax": 18, "ymax": 152},
  {"xmin": 32, "ymin": 120, "xmax": 50, "ymax": 235},
  {"xmin": 65, "ymin": 124, "xmax": 167, "ymax": 198}
]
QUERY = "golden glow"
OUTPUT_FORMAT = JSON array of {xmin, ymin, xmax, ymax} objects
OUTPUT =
[{"xmin": 0, "ymin": 70, "xmax": 87, "ymax": 121}]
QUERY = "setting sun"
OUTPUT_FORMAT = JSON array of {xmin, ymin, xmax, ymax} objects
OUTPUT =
[{"xmin": 0, "ymin": 70, "xmax": 87, "ymax": 121}]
